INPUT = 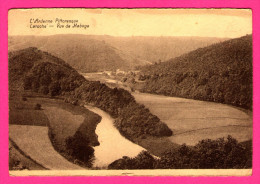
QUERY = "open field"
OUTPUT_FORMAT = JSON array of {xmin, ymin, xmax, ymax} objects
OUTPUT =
[
  {"xmin": 172, "ymin": 126, "xmax": 252, "ymax": 145},
  {"xmin": 44, "ymin": 106, "xmax": 86, "ymax": 148},
  {"xmin": 9, "ymin": 125, "xmax": 84, "ymax": 170},
  {"xmin": 10, "ymin": 91, "xmax": 101, "ymax": 147},
  {"xmin": 9, "ymin": 94, "xmax": 50, "ymax": 126},
  {"xmin": 9, "ymin": 91, "xmax": 101, "ymax": 169},
  {"xmin": 133, "ymin": 92, "xmax": 252, "ymax": 145},
  {"xmin": 9, "ymin": 140, "xmax": 46, "ymax": 170}
]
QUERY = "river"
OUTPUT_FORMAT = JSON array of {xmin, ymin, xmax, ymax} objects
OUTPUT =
[{"xmin": 84, "ymin": 105, "xmax": 146, "ymax": 168}]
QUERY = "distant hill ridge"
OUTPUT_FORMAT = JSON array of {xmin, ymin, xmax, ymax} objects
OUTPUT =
[
  {"xmin": 96, "ymin": 35, "xmax": 227, "ymax": 64},
  {"xmin": 138, "ymin": 35, "xmax": 252, "ymax": 109},
  {"xmin": 8, "ymin": 34, "xmax": 227, "ymax": 72},
  {"xmin": 8, "ymin": 35, "xmax": 150, "ymax": 72}
]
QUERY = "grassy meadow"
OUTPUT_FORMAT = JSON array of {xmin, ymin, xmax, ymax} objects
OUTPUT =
[
  {"xmin": 9, "ymin": 140, "xmax": 46, "ymax": 170},
  {"xmin": 133, "ymin": 92, "xmax": 252, "ymax": 146},
  {"xmin": 9, "ymin": 90, "xmax": 101, "ymax": 169}
]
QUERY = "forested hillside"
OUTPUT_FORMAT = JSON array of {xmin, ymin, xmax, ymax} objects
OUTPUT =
[
  {"xmin": 138, "ymin": 35, "xmax": 252, "ymax": 109},
  {"xmin": 9, "ymin": 47, "xmax": 172, "ymax": 139}
]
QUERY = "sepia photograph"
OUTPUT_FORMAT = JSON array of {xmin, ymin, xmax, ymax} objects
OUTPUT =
[{"xmin": 8, "ymin": 8, "xmax": 252, "ymax": 176}]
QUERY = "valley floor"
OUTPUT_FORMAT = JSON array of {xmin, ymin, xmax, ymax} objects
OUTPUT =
[{"xmin": 8, "ymin": 86, "xmax": 252, "ymax": 170}]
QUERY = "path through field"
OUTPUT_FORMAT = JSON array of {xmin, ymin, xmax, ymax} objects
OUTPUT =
[
  {"xmin": 9, "ymin": 125, "xmax": 84, "ymax": 170},
  {"xmin": 133, "ymin": 92, "xmax": 252, "ymax": 145}
]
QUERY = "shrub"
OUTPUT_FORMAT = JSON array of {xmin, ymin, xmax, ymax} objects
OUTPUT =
[
  {"xmin": 49, "ymin": 82, "xmax": 61, "ymax": 96},
  {"xmin": 23, "ymin": 75, "xmax": 33, "ymax": 90},
  {"xmin": 39, "ymin": 86, "xmax": 49, "ymax": 95},
  {"xmin": 34, "ymin": 103, "xmax": 42, "ymax": 110},
  {"xmin": 22, "ymin": 97, "xmax": 27, "ymax": 101}
]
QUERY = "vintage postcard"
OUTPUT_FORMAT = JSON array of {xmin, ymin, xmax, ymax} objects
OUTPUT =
[{"xmin": 7, "ymin": 8, "xmax": 252, "ymax": 176}]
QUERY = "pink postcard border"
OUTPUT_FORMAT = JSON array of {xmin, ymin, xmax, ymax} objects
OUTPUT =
[{"xmin": 0, "ymin": 0, "xmax": 259, "ymax": 184}]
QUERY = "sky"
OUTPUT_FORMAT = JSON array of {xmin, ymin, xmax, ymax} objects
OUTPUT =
[{"xmin": 8, "ymin": 8, "xmax": 252, "ymax": 38}]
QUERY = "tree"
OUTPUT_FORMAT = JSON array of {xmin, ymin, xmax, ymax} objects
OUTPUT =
[
  {"xmin": 39, "ymin": 86, "xmax": 49, "ymax": 95},
  {"xmin": 39, "ymin": 75, "xmax": 51, "ymax": 86},
  {"xmin": 49, "ymin": 82, "xmax": 61, "ymax": 96},
  {"xmin": 23, "ymin": 75, "xmax": 33, "ymax": 90}
]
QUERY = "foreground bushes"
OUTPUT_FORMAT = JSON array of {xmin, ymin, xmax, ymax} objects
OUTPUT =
[
  {"xmin": 108, "ymin": 136, "xmax": 252, "ymax": 169},
  {"xmin": 109, "ymin": 151, "xmax": 156, "ymax": 169}
]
